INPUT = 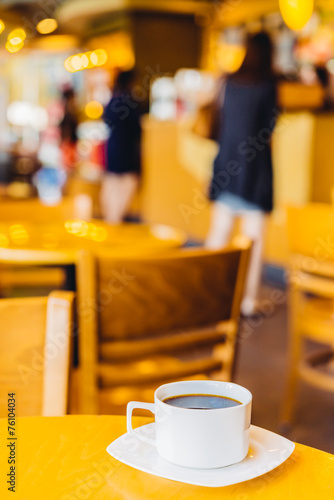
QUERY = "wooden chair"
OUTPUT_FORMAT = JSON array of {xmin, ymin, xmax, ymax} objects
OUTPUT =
[
  {"xmin": 0, "ymin": 291, "xmax": 75, "ymax": 417},
  {"xmin": 76, "ymin": 242, "xmax": 251, "ymax": 414},
  {"xmin": 281, "ymin": 204, "xmax": 334, "ymax": 425}
]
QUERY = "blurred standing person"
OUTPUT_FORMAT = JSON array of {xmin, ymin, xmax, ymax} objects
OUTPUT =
[
  {"xmin": 315, "ymin": 65, "xmax": 333, "ymax": 110},
  {"xmin": 59, "ymin": 88, "xmax": 79, "ymax": 170},
  {"xmin": 101, "ymin": 70, "xmax": 141, "ymax": 223},
  {"xmin": 205, "ymin": 32, "xmax": 278, "ymax": 316}
]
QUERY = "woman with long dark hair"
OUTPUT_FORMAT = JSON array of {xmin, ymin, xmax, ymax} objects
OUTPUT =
[
  {"xmin": 101, "ymin": 69, "xmax": 141, "ymax": 223},
  {"xmin": 206, "ymin": 32, "xmax": 278, "ymax": 316}
]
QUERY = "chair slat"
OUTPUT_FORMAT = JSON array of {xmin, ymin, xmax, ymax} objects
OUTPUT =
[
  {"xmin": 100, "ymin": 323, "xmax": 233, "ymax": 362},
  {"xmin": 98, "ymin": 357, "xmax": 223, "ymax": 387}
]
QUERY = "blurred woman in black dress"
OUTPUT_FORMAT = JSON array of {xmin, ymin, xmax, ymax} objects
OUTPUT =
[
  {"xmin": 206, "ymin": 32, "xmax": 278, "ymax": 315},
  {"xmin": 59, "ymin": 88, "xmax": 79, "ymax": 170},
  {"xmin": 101, "ymin": 70, "xmax": 141, "ymax": 223}
]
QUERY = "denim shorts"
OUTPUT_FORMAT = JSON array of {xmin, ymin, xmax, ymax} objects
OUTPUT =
[{"xmin": 216, "ymin": 192, "xmax": 263, "ymax": 214}]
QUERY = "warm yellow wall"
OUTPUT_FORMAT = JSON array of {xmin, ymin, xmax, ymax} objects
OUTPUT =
[
  {"xmin": 140, "ymin": 117, "xmax": 213, "ymax": 240},
  {"xmin": 311, "ymin": 114, "xmax": 334, "ymax": 203},
  {"xmin": 272, "ymin": 112, "xmax": 314, "ymax": 207}
]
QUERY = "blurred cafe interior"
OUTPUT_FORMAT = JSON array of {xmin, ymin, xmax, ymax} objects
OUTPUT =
[{"xmin": 1, "ymin": 0, "xmax": 334, "ymax": 488}]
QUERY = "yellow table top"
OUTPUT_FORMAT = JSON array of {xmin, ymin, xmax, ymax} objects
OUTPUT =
[
  {"xmin": 0, "ymin": 221, "xmax": 187, "ymax": 265},
  {"xmin": 0, "ymin": 415, "xmax": 333, "ymax": 499}
]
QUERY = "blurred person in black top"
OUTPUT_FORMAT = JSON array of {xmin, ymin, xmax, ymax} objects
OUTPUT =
[
  {"xmin": 59, "ymin": 88, "xmax": 79, "ymax": 170},
  {"xmin": 315, "ymin": 65, "xmax": 333, "ymax": 110},
  {"xmin": 206, "ymin": 32, "xmax": 278, "ymax": 316},
  {"xmin": 101, "ymin": 70, "xmax": 141, "ymax": 223}
]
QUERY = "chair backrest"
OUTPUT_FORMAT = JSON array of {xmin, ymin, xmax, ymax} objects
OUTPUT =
[
  {"xmin": 0, "ymin": 291, "xmax": 74, "ymax": 417},
  {"xmin": 77, "ymin": 243, "xmax": 251, "ymax": 413},
  {"xmin": 97, "ymin": 249, "xmax": 246, "ymax": 340}
]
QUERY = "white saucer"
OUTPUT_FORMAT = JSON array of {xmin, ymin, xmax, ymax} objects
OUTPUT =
[{"xmin": 106, "ymin": 423, "xmax": 294, "ymax": 488}]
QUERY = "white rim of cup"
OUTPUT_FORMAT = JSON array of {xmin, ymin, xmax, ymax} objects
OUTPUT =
[{"xmin": 155, "ymin": 380, "xmax": 252, "ymax": 411}]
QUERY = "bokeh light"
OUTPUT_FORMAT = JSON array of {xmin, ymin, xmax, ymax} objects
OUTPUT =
[
  {"xmin": 71, "ymin": 55, "xmax": 83, "ymax": 71},
  {"xmin": 64, "ymin": 221, "xmax": 108, "ymax": 242},
  {"xmin": 81, "ymin": 53, "xmax": 89, "ymax": 69},
  {"xmin": 5, "ymin": 41, "xmax": 24, "ymax": 53},
  {"xmin": 64, "ymin": 57, "xmax": 75, "ymax": 73},
  {"xmin": 9, "ymin": 225, "xmax": 29, "ymax": 245},
  {"xmin": 85, "ymin": 101, "xmax": 104, "ymax": 119},
  {"xmin": 64, "ymin": 49, "xmax": 108, "ymax": 73},
  {"xmin": 8, "ymin": 28, "xmax": 26, "ymax": 44},
  {"xmin": 64, "ymin": 220, "xmax": 89, "ymax": 237},
  {"xmin": 92, "ymin": 49, "xmax": 108, "ymax": 66},
  {"xmin": 89, "ymin": 225, "xmax": 107, "ymax": 242},
  {"xmin": 6, "ymin": 28, "xmax": 26, "ymax": 53},
  {"xmin": 36, "ymin": 18, "xmax": 58, "ymax": 35}
]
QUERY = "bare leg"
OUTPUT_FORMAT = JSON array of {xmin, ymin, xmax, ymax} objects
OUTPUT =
[
  {"xmin": 240, "ymin": 211, "xmax": 266, "ymax": 315},
  {"xmin": 205, "ymin": 202, "xmax": 235, "ymax": 249},
  {"xmin": 101, "ymin": 173, "xmax": 139, "ymax": 224}
]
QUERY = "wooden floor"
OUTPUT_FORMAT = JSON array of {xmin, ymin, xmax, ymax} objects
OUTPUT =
[{"xmin": 235, "ymin": 283, "xmax": 334, "ymax": 455}]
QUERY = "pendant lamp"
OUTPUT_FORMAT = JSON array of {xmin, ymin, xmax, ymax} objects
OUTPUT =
[{"xmin": 279, "ymin": 0, "xmax": 314, "ymax": 30}]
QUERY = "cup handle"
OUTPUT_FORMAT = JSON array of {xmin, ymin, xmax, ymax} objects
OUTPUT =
[{"xmin": 126, "ymin": 401, "xmax": 156, "ymax": 446}]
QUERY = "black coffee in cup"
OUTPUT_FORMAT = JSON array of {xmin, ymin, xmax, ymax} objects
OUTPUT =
[{"xmin": 163, "ymin": 394, "xmax": 241, "ymax": 409}]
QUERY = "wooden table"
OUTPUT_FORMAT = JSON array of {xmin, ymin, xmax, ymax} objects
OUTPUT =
[
  {"xmin": 0, "ymin": 221, "xmax": 187, "ymax": 291},
  {"xmin": 0, "ymin": 220, "xmax": 187, "ymax": 265},
  {"xmin": 0, "ymin": 415, "xmax": 333, "ymax": 499}
]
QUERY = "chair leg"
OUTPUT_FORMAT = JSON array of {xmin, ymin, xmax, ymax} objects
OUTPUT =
[
  {"xmin": 68, "ymin": 367, "xmax": 79, "ymax": 414},
  {"xmin": 212, "ymin": 330, "xmax": 237, "ymax": 382},
  {"xmin": 280, "ymin": 333, "xmax": 302, "ymax": 427}
]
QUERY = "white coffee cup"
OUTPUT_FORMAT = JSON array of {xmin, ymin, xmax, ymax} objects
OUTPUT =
[{"xmin": 127, "ymin": 380, "xmax": 252, "ymax": 469}]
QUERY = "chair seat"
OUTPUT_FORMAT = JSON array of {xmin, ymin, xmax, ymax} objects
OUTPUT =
[
  {"xmin": 99, "ymin": 322, "xmax": 234, "ymax": 362},
  {"xmin": 98, "ymin": 356, "xmax": 223, "ymax": 387},
  {"xmin": 300, "ymin": 298, "xmax": 334, "ymax": 343}
]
